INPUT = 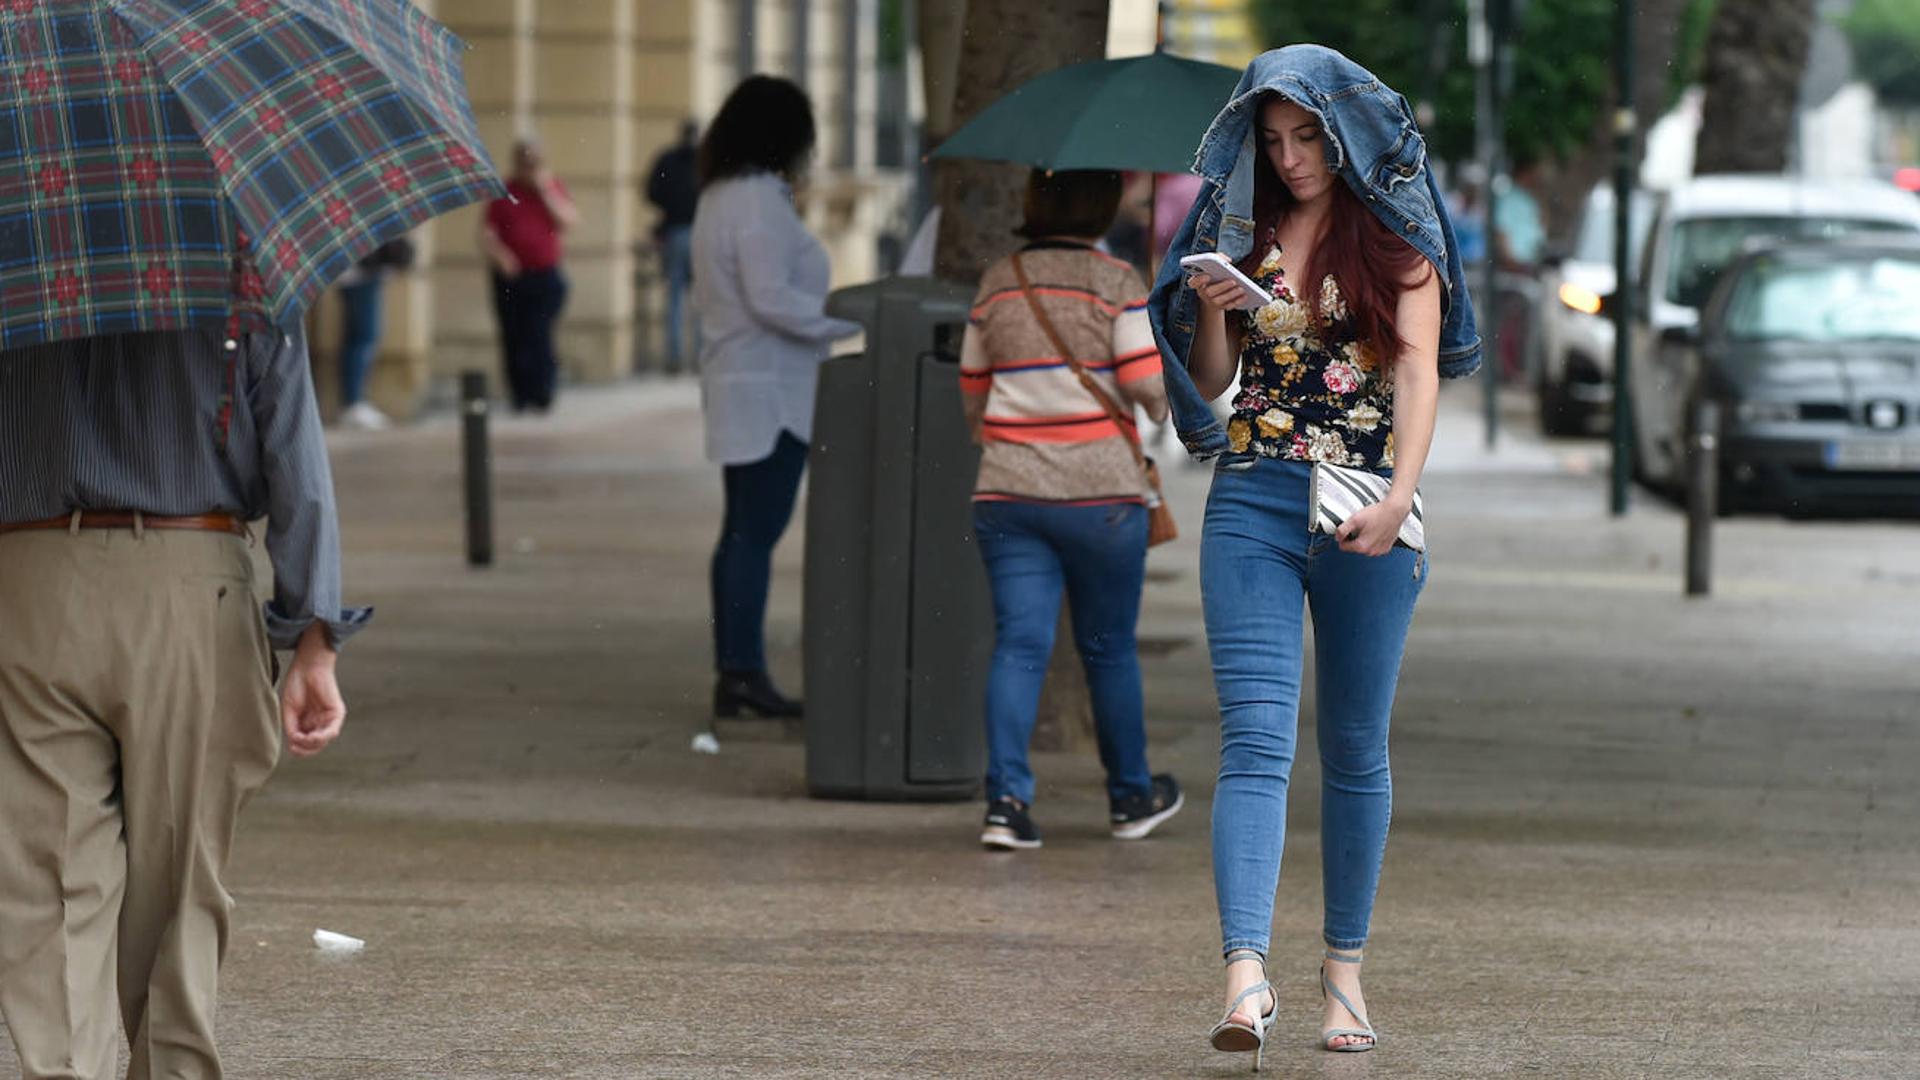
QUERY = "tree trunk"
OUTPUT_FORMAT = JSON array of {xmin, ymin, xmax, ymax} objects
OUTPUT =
[
  {"xmin": 917, "ymin": 0, "xmax": 968, "ymax": 139},
  {"xmin": 1693, "ymin": 0, "xmax": 1819, "ymax": 175},
  {"xmin": 1542, "ymin": 0, "xmax": 1694, "ymax": 246},
  {"xmin": 929, "ymin": 0, "xmax": 1110, "ymax": 285},
  {"xmin": 922, "ymin": 0, "xmax": 1109, "ymax": 751}
]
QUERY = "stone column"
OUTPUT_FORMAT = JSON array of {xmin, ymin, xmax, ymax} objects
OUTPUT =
[
  {"xmin": 530, "ymin": 0, "xmax": 638, "ymax": 384},
  {"xmin": 306, "ymin": 0, "xmax": 471, "ymax": 420},
  {"xmin": 429, "ymin": 0, "xmax": 529, "ymax": 393},
  {"xmin": 634, "ymin": 0, "xmax": 697, "ymax": 372}
]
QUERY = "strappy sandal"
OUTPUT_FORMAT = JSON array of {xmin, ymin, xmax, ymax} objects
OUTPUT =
[
  {"xmin": 1318, "ymin": 948, "xmax": 1378, "ymax": 1052},
  {"xmin": 1209, "ymin": 950, "xmax": 1277, "ymax": 1072}
]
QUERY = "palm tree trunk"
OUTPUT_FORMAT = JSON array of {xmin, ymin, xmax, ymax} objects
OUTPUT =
[
  {"xmin": 1542, "ymin": 0, "xmax": 1694, "ymax": 245},
  {"xmin": 929, "ymin": 0, "xmax": 1109, "ymax": 284},
  {"xmin": 1694, "ymin": 0, "xmax": 1820, "ymax": 175},
  {"xmin": 922, "ymin": 0, "xmax": 1110, "ymax": 751}
]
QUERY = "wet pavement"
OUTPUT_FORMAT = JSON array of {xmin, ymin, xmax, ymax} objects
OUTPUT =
[{"xmin": 4, "ymin": 380, "xmax": 1916, "ymax": 1079}]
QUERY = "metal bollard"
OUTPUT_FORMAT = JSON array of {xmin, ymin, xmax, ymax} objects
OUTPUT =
[
  {"xmin": 461, "ymin": 371, "xmax": 493, "ymax": 567},
  {"xmin": 1685, "ymin": 399, "xmax": 1718, "ymax": 597}
]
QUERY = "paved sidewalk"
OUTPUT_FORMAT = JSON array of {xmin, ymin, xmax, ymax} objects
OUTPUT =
[{"xmin": 5, "ymin": 379, "xmax": 1916, "ymax": 1079}]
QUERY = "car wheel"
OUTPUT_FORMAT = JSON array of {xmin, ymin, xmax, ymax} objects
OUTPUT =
[{"xmin": 1536, "ymin": 377, "xmax": 1590, "ymax": 437}]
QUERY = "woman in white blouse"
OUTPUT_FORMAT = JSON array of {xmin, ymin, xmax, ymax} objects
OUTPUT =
[{"xmin": 691, "ymin": 76, "xmax": 859, "ymax": 720}]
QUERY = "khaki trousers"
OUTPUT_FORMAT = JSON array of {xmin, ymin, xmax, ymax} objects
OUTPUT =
[{"xmin": 0, "ymin": 527, "xmax": 280, "ymax": 1080}]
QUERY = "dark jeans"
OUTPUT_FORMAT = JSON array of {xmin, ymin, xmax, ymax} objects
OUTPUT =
[
  {"xmin": 658, "ymin": 224, "xmax": 694, "ymax": 372},
  {"xmin": 492, "ymin": 267, "xmax": 568, "ymax": 411},
  {"xmin": 972, "ymin": 499, "xmax": 1153, "ymax": 806},
  {"xmin": 337, "ymin": 277, "xmax": 382, "ymax": 407},
  {"xmin": 711, "ymin": 431, "xmax": 809, "ymax": 674}
]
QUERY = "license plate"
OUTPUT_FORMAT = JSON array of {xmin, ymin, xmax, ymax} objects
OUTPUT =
[{"xmin": 1825, "ymin": 440, "xmax": 1920, "ymax": 470}]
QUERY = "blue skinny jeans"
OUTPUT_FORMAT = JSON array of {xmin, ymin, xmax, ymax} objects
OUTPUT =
[
  {"xmin": 1202, "ymin": 459, "xmax": 1425, "ymax": 956},
  {"xmin": 973, "ymin": 500, "xmax": 1154, "ymax": 807}
]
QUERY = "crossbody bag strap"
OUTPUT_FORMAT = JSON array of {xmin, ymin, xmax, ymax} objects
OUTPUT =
[{"xmin": 1009, "ymin": 253, "xmax": 1147, "ymax": 471}]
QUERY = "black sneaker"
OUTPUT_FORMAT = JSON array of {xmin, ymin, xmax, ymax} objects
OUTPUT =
[
  {"xmin": 1110, "ymin": 774, "xmax": 1183, "ymax": 840},
  {"xmin": 980, "ymin": 798, "xmax": 1042, "ymax": 851}
]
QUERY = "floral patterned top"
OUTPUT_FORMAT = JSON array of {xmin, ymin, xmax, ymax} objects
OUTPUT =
[{"xmin": 1226, "ymin": 245, "xmax": 1395, "ymax": 471}]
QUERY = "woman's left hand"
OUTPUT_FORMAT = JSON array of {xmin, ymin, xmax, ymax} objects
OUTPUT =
[{"xmin": 1336, "ymin": 497, "xmax": 1412, "ymax": 557}]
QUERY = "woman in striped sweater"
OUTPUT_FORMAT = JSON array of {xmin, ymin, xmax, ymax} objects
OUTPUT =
[{"xmin": 958, "ymin": 169, "xmax": 1183, "ymax": 851}]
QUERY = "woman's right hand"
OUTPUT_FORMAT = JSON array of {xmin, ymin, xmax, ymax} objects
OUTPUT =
[
  {"xmin": 1183, "ymin": 275, "xmax": 1242, "ymax": 400},
  {"xmin": 1187, "ymin": 274, "xmax": 1247, "ymax": 316}
]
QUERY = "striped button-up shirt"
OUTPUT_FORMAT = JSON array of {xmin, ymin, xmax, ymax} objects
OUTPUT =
[{"xmin": 0, "ymin": 329, "xmax": 369, "ymax": 649}]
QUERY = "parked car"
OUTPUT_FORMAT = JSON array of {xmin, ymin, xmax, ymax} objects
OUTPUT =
[
  {"xmin": 1627, "ymin": 175, "xmax": 1920, "ymax": 490},
  {"xmin": 1656, "ymin": 235, "xmax": 1920, "ymax": 512},
  {"xmin": 1535, "ymin": 183, "xmax": 1654, "ymax": 435}
]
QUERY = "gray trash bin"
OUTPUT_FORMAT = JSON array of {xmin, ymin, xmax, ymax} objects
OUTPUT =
[{"xmin": 803, "ymin": 276, "xmax": 991, "ymax": 800}]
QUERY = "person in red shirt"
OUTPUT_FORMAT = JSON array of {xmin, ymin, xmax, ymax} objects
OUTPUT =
[{"xmin": 481, "ymin": 139, "xmax": 579, "ymax": 412}]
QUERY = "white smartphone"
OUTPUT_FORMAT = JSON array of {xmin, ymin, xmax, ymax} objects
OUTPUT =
[{"xmin": 1179, "ymin": 252, "xmax": 1272, "ymax": 310}]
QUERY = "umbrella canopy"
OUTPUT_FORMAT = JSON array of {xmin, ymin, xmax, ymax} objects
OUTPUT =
[
  {"xmin": 0, "ymin": 0, "xmax": 502, "ymax": 349},
  {"xmin": 929, "ymin": 52, "xmax": 1240, "ymax": 175}
]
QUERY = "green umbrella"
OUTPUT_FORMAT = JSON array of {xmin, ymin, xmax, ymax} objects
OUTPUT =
[{"xmin": 930, "ymin": 52, "xmax": 1241, "ymax": 174}]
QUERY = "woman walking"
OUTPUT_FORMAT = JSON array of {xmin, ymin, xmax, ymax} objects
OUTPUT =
[
  {"xmin": 959, "ymin": 169, "xmax": 1182, "ymax": 851},
  {"xmin": 692, "ymin": 76, "xmax": 859, "ymax": 719},
  {"xmin": 1147, "ymin": 46, "xmax": 1482, "ymax": 1066}
]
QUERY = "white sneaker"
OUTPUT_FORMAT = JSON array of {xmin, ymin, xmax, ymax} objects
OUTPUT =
[{"xmin": 338, "ymin": 401, "xmax": 392, "ymax": 430}]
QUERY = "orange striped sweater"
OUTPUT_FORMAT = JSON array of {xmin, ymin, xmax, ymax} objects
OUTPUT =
[{"xmin": 959, "ymin": 243, "xmax": 1167, "ymax": 504}]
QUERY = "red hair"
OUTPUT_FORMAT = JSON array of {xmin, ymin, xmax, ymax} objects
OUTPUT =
[{"xmin": 1237, "ymin": 98, "xmax": 1431, "ymax": 370}]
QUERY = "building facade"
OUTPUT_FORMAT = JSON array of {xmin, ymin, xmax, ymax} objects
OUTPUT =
[{"xmin": 320, "ymin": 0, "xmax": 915, "ymax": 418}]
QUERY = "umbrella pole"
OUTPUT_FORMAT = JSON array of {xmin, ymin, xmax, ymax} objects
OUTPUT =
[{"xmin": 1147, "ymin": 172, "xmax": 1159, "ymax": 282}]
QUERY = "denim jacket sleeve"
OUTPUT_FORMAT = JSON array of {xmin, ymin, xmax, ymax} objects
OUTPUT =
[
  {"xmin": 1424, "ymin": 143, "xmax": 1482, "ymax": 379},
  {"xmin": 1147, "ymin": 187, "xmax": 1205, "ymax": 370},
  {"xmin": 1145, "ymin": 181, "xmax": 1233, "ymax": 459}
]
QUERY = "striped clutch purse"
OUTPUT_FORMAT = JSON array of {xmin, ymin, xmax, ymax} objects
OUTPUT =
[{"xmin": 1309, "ymin": 462, "xmax": 1426, "ymax": 553}]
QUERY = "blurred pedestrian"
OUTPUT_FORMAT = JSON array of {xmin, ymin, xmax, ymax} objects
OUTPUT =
[
  {"xmin": 692, "ymin": 76, "xmax": 859, "ymax": 720},
  {"xmin": 1153, "ymin": 172, "xmax": 1205, "ymax": 258},
  {"xmin": 959, "ymin": 168, "xmax": 1183, "ymax": 853},
  {"xmin": 647, "ymin": 120, "xmax": 700, "ymax": 373},
  {"xmin": 334, "ymin": 235, "xmax": 416, "ymax": 430},
  {"xmin": 1494, "ymin": 157, "xmax": 1547, "ymax": 270},
  {"xmin": 1151, "ymin": 45, "xmax": 1482, "ymax": 1065},
  {"xmin": 1447, "ymin": 175, "xmax": 1489, "ymax": 267},
  {"xmin": 0, "ymin": 329, "xmax": 365, "ymax": 1079},
  {"xmin": 1492, "ymin": 157, "xmax": 1547, "ymax": 380},
  {"xmin": 1099, "ymin": 170, "xmax": 1154, "ymax": 277},
  {"xmin": 482, "ymin": 138, "xmax": 578, "ymax": 412}
]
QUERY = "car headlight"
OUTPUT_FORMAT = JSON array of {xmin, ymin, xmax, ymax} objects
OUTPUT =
[
  {"xmin": 1557, "ymin": 282, "xmax": 1603, "ymax": 315},
  {"xmin": 1734, "ymin": 400, "xmax": 1798, "ymax": 425}
]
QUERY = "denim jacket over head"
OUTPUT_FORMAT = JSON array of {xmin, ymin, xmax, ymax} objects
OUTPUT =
[{"xmin": 1147, "ymin": 44, "xmax": 1482, "ymax": 461}]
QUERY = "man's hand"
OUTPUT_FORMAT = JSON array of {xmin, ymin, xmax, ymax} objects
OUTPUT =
[
  {"xmin": 281, "ymin": 623, "xmax": 345, "ymax": 757},
  {"xmin": 1336, "ymin": 495, "xmax": 1413, "ymax": 557}
]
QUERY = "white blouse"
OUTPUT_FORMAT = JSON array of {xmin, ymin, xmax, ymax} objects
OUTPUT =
[{"xmin": 691, "ymin": 172, "xmax": 861, "ymax": 465}]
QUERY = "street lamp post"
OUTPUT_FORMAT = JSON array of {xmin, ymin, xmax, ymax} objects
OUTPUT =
[
  {"xmin": 1470, "ymin": 0, "xmax": 1501, "ymax": 449},
  {"xmin": 1609, "ymin": 0, "xmax": 1636, "ymax": 516}
]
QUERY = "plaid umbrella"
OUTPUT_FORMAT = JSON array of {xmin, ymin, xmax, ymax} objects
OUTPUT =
[{"xmin": 0, "ymin": 0, "xmax": 502, "ymax": 349}]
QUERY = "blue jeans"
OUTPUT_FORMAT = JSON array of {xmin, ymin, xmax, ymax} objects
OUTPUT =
[
  {"xmin": 1202, "ymin": 459, "xmax": 1426, "ymax": 956},
  {"xmin": 973, "ymin": 500, "xmax": 1153, "ymax": 807},
  {"xmin": 338, "ymin": 276, "xmax": 382, "ymax": 407},
  {"xmin": 711, "ymin": 431, "xmax": 809, "ymax": 673},
  {"xmin": 658, "ymin": 225, "xmax": 694, "ymax": 372}
]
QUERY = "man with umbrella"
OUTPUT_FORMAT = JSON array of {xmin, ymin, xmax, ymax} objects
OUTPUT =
[{"xmin": 0, "ymin": 4, "xmax": 499, "ymax": 1077}]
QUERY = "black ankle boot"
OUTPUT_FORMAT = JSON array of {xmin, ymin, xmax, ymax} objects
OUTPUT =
[{"xmin": 714, "ymin": 670, "xmax": 803, "ymax": 719}]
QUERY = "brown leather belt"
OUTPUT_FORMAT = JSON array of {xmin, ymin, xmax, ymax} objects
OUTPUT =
[{"xmin": 0, "ymin": 511, "xmax": 247, "ymax": 538}]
